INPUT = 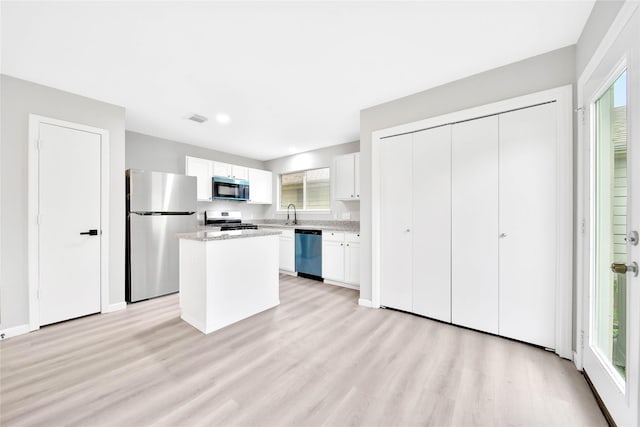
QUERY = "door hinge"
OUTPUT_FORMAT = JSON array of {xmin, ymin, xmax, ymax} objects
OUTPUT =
[
  {"xmin": 575, "ymin": 106, "xmax": 585, "ymax": 125},
  {"xmin": 36, "ymin": 139, "xmax": 42, "ymax": 150},
  {"xmin": 580, "ymin": 330, "xmax": 585, "ymax": 349},
  {"xmin": 37, "ymin": 214, "xmax": 40, "ymax": 225},
  {"xmin": 580, "ymin": 218, "xmax": 585, "ymax": 235}
]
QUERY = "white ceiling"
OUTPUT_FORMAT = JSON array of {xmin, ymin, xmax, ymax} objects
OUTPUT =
[{"xmin": 2, "ymin": 1, "xmax": 594, "ymax": 161}]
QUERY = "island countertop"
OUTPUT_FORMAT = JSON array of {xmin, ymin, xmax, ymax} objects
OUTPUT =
[{"xmin": 177, "ymin": 229, "xmax": 282, "ymax": 241}]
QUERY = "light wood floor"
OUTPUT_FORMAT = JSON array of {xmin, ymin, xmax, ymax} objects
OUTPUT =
[{"xmin": 1, "ymin": 274, "xmax": 605, "ymax": 426}]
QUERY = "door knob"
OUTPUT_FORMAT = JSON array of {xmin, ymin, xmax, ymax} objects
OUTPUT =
[
  {"xmin": 499, "ymin": 233, "xmax": 508, "ymax": 238},
  {"xmin": 80, "ymin": 229, "xmax": 99, "ymax": 236},
  {"xmin": 405, "ymin": 228, "xmax": 411, "ymax": 232},
  {"xmin": 610, "ymin": 262, "xmax": 638, "ymax": 277}
]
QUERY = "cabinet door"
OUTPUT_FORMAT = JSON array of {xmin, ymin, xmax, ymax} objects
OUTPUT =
[
  {"xmin": 334, "ymin": 154, "xmax": 355, "ymax": 200},
  {"xmin": 185, "ymin": 156, "xmax": 212, "ymax": 201},
  {"xmin": 498, "ymin": 103, "xmax": 557, "ymax": 348},
  {"xmin": 451, "ymin": 116, "xmax": 499, "ymax": 334},
  {"xmin": 212, "ymin": 161, "xmax": 230, "ymax": 177},
  {"xmin": 412, "ymin": 126, "xmax": 452, "ymax": 322},
  {"xmin": 279, "ymin": 234, "xmax": 295, "ymax": 272},
  {"xmin": 248, "ymin": 168, "xmax": 273, "ymax": 204},
  {"xmin": 345, "ymin": 235, "xmax": 360, "ymax": 285},
  {"xmin": 231, "ymin": 165, "xmax": 249, "ymax": 180},
  {"xmin": 354, "ymin": 153, "xmax": 360, "ymax": 199},
  {"xmin": 379, "ymin": 134, "xmax": 413, "ymax": 311},
  {"xmin": 322, "ymin": 238, "xmax": 345, "ymax": 282}
]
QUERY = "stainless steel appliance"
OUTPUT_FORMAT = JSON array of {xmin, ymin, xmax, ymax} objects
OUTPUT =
[
  {"xmin": 213, "ymin": 176, "xmax": 250, "ymax": 201},
  {"xmin": 204, "ymin": 210, "xmax": 258, "ymax": 230},
  {"xmin": 126, "ymin": 169, "xmax": 197, "ymax": 302},
  {"xmin": 295, "ymin": 229, "xmax": 322, "ymax": 280}
]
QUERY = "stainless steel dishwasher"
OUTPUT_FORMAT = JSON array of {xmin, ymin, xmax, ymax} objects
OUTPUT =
[{"xmin": 295, "ymin": 229, "xmax": 322, "ymax": 280}]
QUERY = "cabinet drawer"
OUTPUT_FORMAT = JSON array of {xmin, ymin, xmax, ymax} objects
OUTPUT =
[
  {"xmin": 279, "ymin": 229, "xmax": 294, "ymax": 238},
  {"xmin": 323, "ymin": 231, "xmax": 345, "ymax": 242},
  {"xmin": 345, "ymin": 232, "xmax": 360, "ymax": 243}
]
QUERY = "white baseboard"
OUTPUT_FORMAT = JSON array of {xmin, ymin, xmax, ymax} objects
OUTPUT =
[
  {"xmin": 0, "ymin": 323, "xmax": 30, "ymax": 340},
  {"xmin": 279, "ymin": 270, "xmax": 298, "ymax": 276},
  {"xmin": 358, "ymin": 298, "xmax": 373, "ymax": 308},
  {"xmin": 103, "ymin": 302, "xmax": 127, "ymax": 313},
  {"xmin": 324, "ymin": 279, "xmax": 360, "ymax": 290}
]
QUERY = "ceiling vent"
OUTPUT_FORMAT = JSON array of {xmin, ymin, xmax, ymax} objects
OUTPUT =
[{"xmin": 185, "ymin": 113, "xmax": 208, "ymax": 123}]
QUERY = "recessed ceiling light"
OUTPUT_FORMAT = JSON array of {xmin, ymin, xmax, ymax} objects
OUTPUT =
[
  {"xmin": 216, "ymin": 113, "xmax": 231, "ymax": 124},
  {"xmin": 184, "ymin": 113, "xmax": 208, "ymax": 123}
]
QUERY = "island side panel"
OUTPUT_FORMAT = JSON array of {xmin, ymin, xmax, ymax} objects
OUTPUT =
[
  {"xmin": 179, "ymin": 238, "xmax": 208, "ymax": 332},
  {"xmin": 205, "ymin": 235, "xmax": 280, "ymax": 333}
]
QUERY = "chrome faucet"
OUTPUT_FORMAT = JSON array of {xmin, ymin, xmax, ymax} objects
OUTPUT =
[{"xmin": 287, "ymin": 203, "xmax": 297, "ymax": 225}]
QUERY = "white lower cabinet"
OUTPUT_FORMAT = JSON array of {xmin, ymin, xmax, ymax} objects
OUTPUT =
[
  {"xmin": 278, "ymin": 229, "xmax": 295, "ymax": 273},
  {"xmin": 322, "ymin": 231, "xmax": 360, "ymax": 288}
]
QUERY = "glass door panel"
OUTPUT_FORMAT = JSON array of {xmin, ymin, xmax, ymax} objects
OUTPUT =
[{"xmin": 593, "ymin": 70, "xmax": 627, "ymax": 384}]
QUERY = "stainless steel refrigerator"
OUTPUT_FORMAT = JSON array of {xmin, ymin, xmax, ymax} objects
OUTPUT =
[{"xmin": 126, "ymin": 169, "xmax": 197, "ymax": 302}]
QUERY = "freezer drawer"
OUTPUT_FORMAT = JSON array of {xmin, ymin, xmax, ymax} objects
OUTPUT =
[{"xmin": 127, "ymin": 213, "xmax": 197, "ymax": 302}]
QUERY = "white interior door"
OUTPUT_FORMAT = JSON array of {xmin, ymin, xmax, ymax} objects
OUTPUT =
[
  {"xmin": 498, "ymin": 103, "xmax": 557, "ymax": 348},
  {"xmin": 379, "ymin": 134, "xmax": 412, "ymax": 312},
  {"xmin": 582, "ymin": 7, "xmax": 640, "ymax": 426},
  {"xmin": 451, "ymin": 115, "xmax": 499, "ymax": 334},
  {"xmin": 39, "ymin": 122, "xmax": 102, "ymax": 325},
  {"xmin": 412, "ymin": 125, "xmax": 452, "ymax": 322}
]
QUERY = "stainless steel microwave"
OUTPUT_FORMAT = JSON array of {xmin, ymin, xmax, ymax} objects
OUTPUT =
[{"xmin": 213, "ymin": 177, "xmax": 250, "ymax": 201}]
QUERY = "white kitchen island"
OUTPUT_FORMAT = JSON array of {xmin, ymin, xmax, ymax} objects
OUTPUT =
[{"xmin": 177, "ymin": 229, "xmax": 281, "ymax": 334}]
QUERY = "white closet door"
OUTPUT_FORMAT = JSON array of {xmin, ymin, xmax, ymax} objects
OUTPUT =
[
  {"xmin": 452, "ymin": 116, "xmax": 499, "ymax": 334},
  {"xmin": 499, "ymin": 103, "xmax": 557, "ymax": 348},
  {"xmin": 380, "ymin": 134, "xmax": 413, "ymax": 311},
  {"xmin": 412, "ymin": 125, "xmax": 452, "ymax": 322}
]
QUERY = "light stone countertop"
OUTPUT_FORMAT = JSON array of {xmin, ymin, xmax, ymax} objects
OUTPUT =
[
  {"xmin": 177, "ymin": 229, "xmax": 282, "ymax": 241},
  {"xmin": 254, "ymin": 222, "xmax": 360, "ymax": 233}
]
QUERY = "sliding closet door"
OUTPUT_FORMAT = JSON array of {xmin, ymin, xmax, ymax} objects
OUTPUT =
[
  {"xmin": 412, "ymin": 125, "xmax": 452, "ymax": 322},
  {"xmin": 379, "ymin": 134, "xmax": 413, "ymax": 312},
  {"xmin": 451, "ymin": 116, "xmax": 499, "ymax": 334},
  {"xmin": 499, "ymin": 103, "xmax": 557, "ymax": 348}
]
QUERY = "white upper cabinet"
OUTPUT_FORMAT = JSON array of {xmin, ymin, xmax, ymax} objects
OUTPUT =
[
  {"xmin": 334, "ymin": 152, "xmax": 360, "ymax": 201},
  {"xmin": 186, "ymin": 156, "xmax": 269, "ymax": 203},
  {"xmin": 248, "ymin": 168, "xmax": 273, "ymax": 204},
  {"xmin": 185, "ymin": 156, "xmax": 213, "ymax": 201},
  {"xmin": 213, "ymin": 161, "xmax": 249, "ymax": 180}
]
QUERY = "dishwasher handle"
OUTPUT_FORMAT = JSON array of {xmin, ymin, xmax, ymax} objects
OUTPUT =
[{"xmin": 295, "ymin": 229, "xmax": 322, "ymax": 236}]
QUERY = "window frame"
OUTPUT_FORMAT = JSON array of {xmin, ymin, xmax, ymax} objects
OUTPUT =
[{"xmin": 277, "ymin": 167, "xmax": 331, "ymax": 213}]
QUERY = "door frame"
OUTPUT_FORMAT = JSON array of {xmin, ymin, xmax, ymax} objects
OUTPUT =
[
  {"xmin": 27, "ymin": 114, "xmax": 110, "ymax": 331},
  {"xmin": 575, "ymin": 0, "xmax": 640, "ymax": 372},
  {"xmin": 371, "ymin": 84, "xmax": 573, "ymax": 359}
]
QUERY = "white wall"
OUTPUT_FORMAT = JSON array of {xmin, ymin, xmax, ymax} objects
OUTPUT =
[
  {"xmin": 126, "ymin": 130, "xmax": 269, "ymax": 221},
  {"xmin": 359, "ymin": 46, "xmax": 577, "ymax": 303},
  {"xmin": 263, "ymin": 141, "xmax": 360, "ymax": 221},
  {"xmin": 576, "ymin": 0, "xmax": 625, "ymax": 77},
  {"xmin": 0, "ymin": 74, "xmax": 126, "ymax": 330}
]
